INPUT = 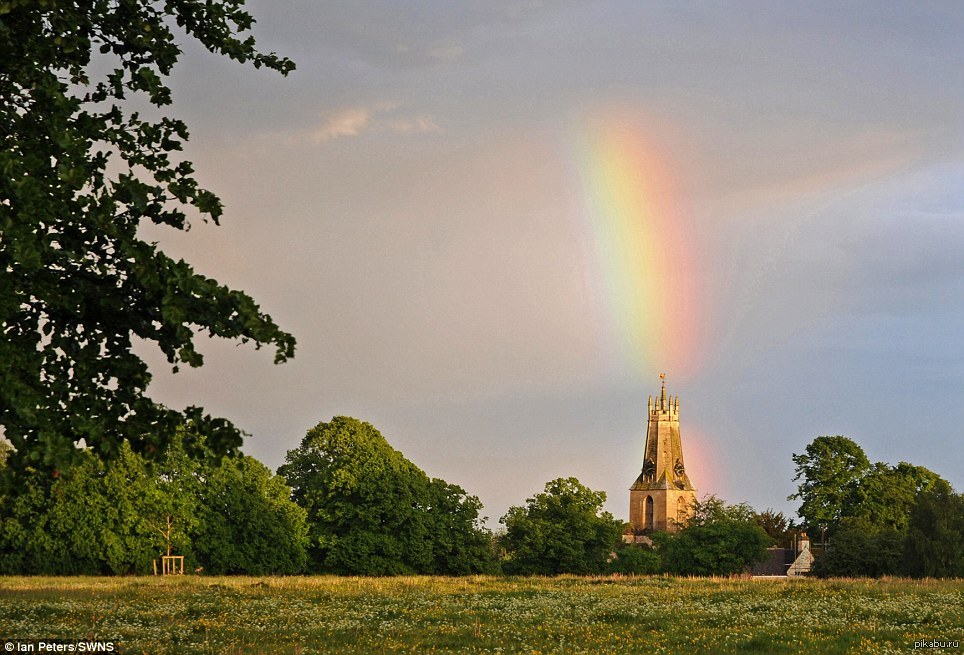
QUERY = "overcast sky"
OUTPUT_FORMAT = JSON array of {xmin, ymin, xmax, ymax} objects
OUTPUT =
[{"xmin": 139, "ymin": 1, "xmax": 964, "ymax": 526}]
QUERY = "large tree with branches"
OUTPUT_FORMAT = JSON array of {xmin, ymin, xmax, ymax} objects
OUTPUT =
[{"xmin": 0, "ymin": 0, "xmax": 295, "ymax": 476}]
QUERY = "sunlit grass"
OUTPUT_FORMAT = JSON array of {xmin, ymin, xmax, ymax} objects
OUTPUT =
[{"xmin": 1, "ymin": 575, "xmax": 961, "ymax": 654}]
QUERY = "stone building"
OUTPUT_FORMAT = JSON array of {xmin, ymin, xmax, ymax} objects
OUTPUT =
[
  {"xmin": 628, "ymin": 375, "xmax": 697, "ymax": 534},
  {"xmin": 748, "ymin": 533, "xmax": 815, "ymax": 577}
]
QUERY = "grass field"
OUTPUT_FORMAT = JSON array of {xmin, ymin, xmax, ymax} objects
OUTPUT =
[{"xmin": 1, "ymin": 575, "xmax": 962, "ymax": 654}]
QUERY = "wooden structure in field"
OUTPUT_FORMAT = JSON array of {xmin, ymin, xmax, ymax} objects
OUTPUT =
[
  {"xmin": 151, "ymin": 513, "xmax": 185, "ymax": 575},
  {"xmin": 161, "ymin": 555, "xmax": 185, "ymax": 575}
]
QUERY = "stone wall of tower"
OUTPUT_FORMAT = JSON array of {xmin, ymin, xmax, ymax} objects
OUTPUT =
[{"xmin": 629, "ymin": 488, "xmax": 695, "ymax": 532}]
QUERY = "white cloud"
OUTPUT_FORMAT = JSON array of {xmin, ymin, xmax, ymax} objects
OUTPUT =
[
  {"xmin": 385, "ymin": 115, "xmax": 443, "ymax": 134},
  {"xmin": 308, "ymin": 103, "xmax": 441, "ymax": 143},
  {"xmin": 311, "ymin": 107, "xmax": 372, "ymax": 142}
]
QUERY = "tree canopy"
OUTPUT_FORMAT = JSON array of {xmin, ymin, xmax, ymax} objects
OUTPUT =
[
  {"xmin": 789, "ymin": 436, "xmax": 947, "ymax": 535},
  {"xmin": 1, "ymin": 0, "xmax": 296, "ymax": 475},
  {"xmin": 790, "ymin": 435, "xmax": 957, "ymax": 578},
  {"xmin": 848, "ymin": 462, "xmax": 944, "ymax": 532},
  {"xmin": 901, "ymin": 481, "xmax": 964, "ymax": 579},
  {"xmin": 194, "ymin": 454, "xmax": 308, "ymax": 575},
  {"xmin": 278, "ymin": 416, "xmax": 495, "ymax": 575},
  {"xmin": 0, "ymin": 431, "xmax": 307, "ymax": 575},
  {"xmin": 658, "ymin": 496, "xmax": 771, "ymax": 576},
  {"xmin": 788, "ymin": 435, "xmax": 871, "ymax": 530},
  {"xmin": 498, "ymin": 477, "xmax": 624, "ymax": 575},
  {"xmin": 753, "ymin": 509, "xmax": 796, "ymax": 549},
  {"xmin": 810, "ymin": 516, "xmax": 904, "ymax": 578}
]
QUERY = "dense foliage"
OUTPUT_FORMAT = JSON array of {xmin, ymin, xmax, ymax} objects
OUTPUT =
[
  {"xmin": 0, "ymin": 0, "xmax": 296, "ymax": 476},
  {"xmin": 790, "ymin": 435, "xmax": 957, "ymax": 578},
  {"xmin": 811, "ymin": 517, "xmax": 904, "ymax": 578},
  {"xmin": 902, "ymin": 482, "xmax": 964, "ymax": 578},
  {"xmin": 279, "ymin": 417, "xmax": 495, "ymax": 575},
  {"xmin": 0, "ymin": 433, "xmax": 307, "ymax": 575},
  {"xmin": 193, "ymin": 455, "xmax": 308, "ymax": 575},
  {"xmin": 607, "ymin": 542, "xmax": 662, "ymax": 574},
  {"xmin": 788, "ymin": 436, "xmax": 871, "ymax": 529},
  {"xmin": 848, "ymin": 462, "xmax": 945, "ymax": 532},
  {"xmin": 658, "ymin": 496, "xmax": 771, "ymax": 576},
  {"xmin": 753, "ymin": 509, "xmax": 796, "ymax": 549},
  {"xmin": 498, "ymin": 477, "xmax": 625, "ymax": 575},
  {"xmin": 789, "ymin": 436, "xmax": 943, "ymax": 536},
  {"xmin": 1, "ymin": 420, "xmax": 959, "ymax": 578}
]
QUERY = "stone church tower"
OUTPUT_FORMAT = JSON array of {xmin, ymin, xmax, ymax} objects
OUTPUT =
[{"xmin": 629, "ymin": 375, "xmax": 697, "ymax": 533}]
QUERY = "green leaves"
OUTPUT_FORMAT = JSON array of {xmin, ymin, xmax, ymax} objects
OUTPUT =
[
  {"xmin": 788, "ymin": 435, "xmax": 871, "ymax": 529},
  {"xmin": 811, "ymin": 517, "xmax": 904, "ymax": 578},
  {"xmin": 499, "ymin": 477, "xmax": 624, "ymax": 575},
  {"xmin": 789, "ymin": 436, "xmax": 949, "ymax": 536},
  {"xmin": 1, "ymin": 0, "xmax": 296, "ymax": 472},
  {"xmin": 660, "ymin": 496, "xmax": 772, "ymax": 576},
  {"xmin": 789, "ymin": 435, "xmax": 959, "ymax": 578},
  {"xmin": 194, "ymin": 455, "xmax": 308, "ymax": 575},
  {"xmin": 902, "ymin": 482, "xmax": 964, "ymax": 578},
  {"xmin": 279, "ymin": 417, "xmax": 495, "ymax": 575},
  {"xmin": 0, "ymin": 431, "xmax": 308, "ymax": 575}
]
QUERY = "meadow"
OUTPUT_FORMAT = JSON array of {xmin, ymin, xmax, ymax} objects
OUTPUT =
[{"xmin": 1, "ymin": 575, "xmax": 961, "ymax": 654}]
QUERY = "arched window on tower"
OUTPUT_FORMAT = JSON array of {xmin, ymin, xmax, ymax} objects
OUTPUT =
[
  {"xmin": 677, "ymin": 496, "xmax": 687, "ymax": 527},
  {"xmin": 645, "ymin": 495, "xmax": 654, "ymax": 530}
]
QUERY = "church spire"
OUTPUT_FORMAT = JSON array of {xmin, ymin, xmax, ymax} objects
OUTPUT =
[{"xmin": 628, "ymin": 374, "xmax": 697, "ymax": 534}]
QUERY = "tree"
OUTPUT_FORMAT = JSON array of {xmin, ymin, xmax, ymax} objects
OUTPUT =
[
  {"xmin": 279, "ymin": 417, "xmax": 431, "ymax": 574},
  {"xmin": 754, "ymin": 509, "xmax": 795, "ymax": 549},
  {"xmin": 788, "ymin": 436, "xmax": 870, "ymax": 531},
  {"xmin": 0, "ymin": 443, "xmax": 183, "ymax": 574},
  {"xmin": 278, "ymin": 417, "xmax": 493, "ymax": 575},
  {"xmin": 0, "ymin": 429, "xmax": 310, "ymax": 575},
  {"xmin": 788, "ymin": 436, "xmax": 953, "ymax": 577},
  {"xmin": 0, "ymin": 0, "xmax": 296, "ymax": 475},
  {"xmin": 902, "ymin": 481, "xmax": 964, "ymax": 578},
  {"xmin": 848, "ymin": 462, "xmax": 944, "ymax": 532},
  {"xmin": 687, "ymin": 495, "xmax": 758, "ymax": 526},
  {"xmin": 608, "ymin": 543, "xmax": 661, "ymax": 575},
  {"xmin": 499, "ymin": 477, "xmax": 624, "ymax": 575},
  {"xmin": 0, "ymin": 461, "xmax": 60, "ymax": 574},
  {"xmin": 811, "ymin": 516, "xmax": 903, "ymax": 578},
  {"xmin": 423, "ymin": 478, "xmax": 498, "ymax": 575},
  {"xmin": 659, "ymin": 496, "xmax": 771, "ymax": 576},
  {"xmin": 194, "ymin": 455, "xmax": 308, "ymax": 575},
  {"xmin": 68, "ymin": 441, "xmax": 187, "ymax": 574}
]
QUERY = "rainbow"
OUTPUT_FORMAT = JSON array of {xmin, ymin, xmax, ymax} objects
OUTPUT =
[{"xmin": 573, "ymin": 111, "xmax": 703, "ymax": 380}]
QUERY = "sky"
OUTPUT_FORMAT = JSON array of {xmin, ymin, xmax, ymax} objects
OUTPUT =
[{"xmin": 137, "ymin": 1, "xmax": 964, "ymax": 526}]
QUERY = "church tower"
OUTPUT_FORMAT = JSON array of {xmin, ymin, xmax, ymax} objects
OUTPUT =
[{"xmin": 629, "ymin": 374, "xmax": 697, "ymax": 533}]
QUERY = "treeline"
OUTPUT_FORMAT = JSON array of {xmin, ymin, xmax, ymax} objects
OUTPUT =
[
  {"xmin": 789, "ymin": 435, "xmax": 964, "ymax": 578},
  {"xmin": 0, "ymin": 434, "xmax": 307, "ymax": 575},
  {"xmin": 0, "ymin": 417, "xmax": 763, "ymax": 576},
  {"xmin": 0, "ymin": 422, "xmax": 960, "ymax": 577},
  {"xmin": 0, "ymin": 417, "xmax": 497, "ymax": 576}
]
